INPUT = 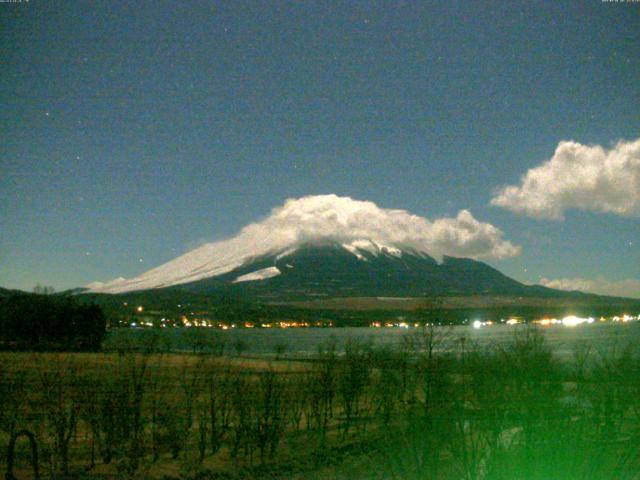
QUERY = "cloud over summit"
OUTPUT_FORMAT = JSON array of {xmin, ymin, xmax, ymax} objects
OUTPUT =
[
  {"xmin": 491, "ymin": 138, "xmax": 640, "ymax": 219},
  {"xmin": 241, "ymin": 194, "xmax": 520, "ymax": 260}
]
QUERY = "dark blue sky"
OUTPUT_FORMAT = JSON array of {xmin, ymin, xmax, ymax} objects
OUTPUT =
[{"xmin": 1, "ymin": 1, "xmax": 638, "ymax": 293}]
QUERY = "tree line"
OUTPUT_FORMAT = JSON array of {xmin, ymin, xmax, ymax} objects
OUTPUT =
[{"xmin": 0, "ymin": 293, "xmax": 106, "ymax": 351}]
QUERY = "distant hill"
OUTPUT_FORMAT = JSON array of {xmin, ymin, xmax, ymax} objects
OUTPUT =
[{"xmin": 0, "ymin": 287, "xmax": 29, "ymax": 297}]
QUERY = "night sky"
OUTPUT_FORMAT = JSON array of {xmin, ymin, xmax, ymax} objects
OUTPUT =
[{"xmin": 1, "ymin": 1, "xmax": 638, "ymax": 296}]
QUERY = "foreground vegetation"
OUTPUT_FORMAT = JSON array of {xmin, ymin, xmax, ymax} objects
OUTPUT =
[{"xmin": 2, "ymin": 326, "xmax": 640, "ymax": 479}]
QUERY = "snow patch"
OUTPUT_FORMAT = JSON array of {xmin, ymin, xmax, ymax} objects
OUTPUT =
[
  {"xmin": 342, "ymin": 243, "xmax": 367, "ymax": 261},
  {"xmin": 233, "ymin": 267, "xmax": 281, "ymax": 283},
  {"xmin": 276, "ymin": 248, "xmax": 297, "ymax": 260},
  {"xmin": 342, "ymin": 239, "xmax": 401, "ymax": 259},
  {"xmin": 349, "ymin": 239, "xmax": 380, "ymax": 256},
  {"xmin": 381, "ymin": 246, "xmax": 402, "ymax": 257}
]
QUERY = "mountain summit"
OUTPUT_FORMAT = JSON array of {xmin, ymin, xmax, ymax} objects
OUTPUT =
[{"xmin": 86, "ymin": 195, "xmax": 521, "ymax": 294}]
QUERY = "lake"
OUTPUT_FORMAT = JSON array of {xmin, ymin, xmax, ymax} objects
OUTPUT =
[{"xmin": 106, "ymin": 320, "xmax": 640, "ymax": 359}]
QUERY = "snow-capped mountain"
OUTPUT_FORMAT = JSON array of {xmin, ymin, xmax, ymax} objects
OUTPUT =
[
  {"xmin": 87, "ymin": 240, "xmax": 560, "ymax": 299},
  {"xmin": 175, "ymin": 241, "xmax": 553, "ymax": 299},
  {"xmin": 86, "ymin": 194, "xmax": 527, "ymax": 296}
]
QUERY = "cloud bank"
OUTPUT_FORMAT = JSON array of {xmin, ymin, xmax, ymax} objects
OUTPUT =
[
  {"xmin": 491, "ymin": 138, "xmax": 640, "ymax": 219},
  {"xmin": 241, "ymin": 194, "xmax": 521, "ymax": 260},
  {"xmin": 540, "ymin": 277, "xmax": 640, "ymax": 299}
]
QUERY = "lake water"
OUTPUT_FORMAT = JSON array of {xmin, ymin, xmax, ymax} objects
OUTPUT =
[{"xmin": 108, "ymin": 321, "xmax": 640, "ymax": 359}]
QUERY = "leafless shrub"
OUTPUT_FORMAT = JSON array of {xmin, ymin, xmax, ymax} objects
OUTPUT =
[
  {"xmin": 229, "ymin": 371, "xmax": 253, "ymax": 462},
  {"xmin": 33, "ymin": 354, "xmax": 79, "ymax": 477},
  {"xmin": 306, "ymin": 340, "xmax": 338, "ymax": 443},
  {"xmin": 338, "ymin": 339, "xmax": 372, "ymax": 437},
  {"xmin": 0, "ymin": 360, "xmax": 28, "ymax": 439},
  {"xmin": 253, "ymin": 368, "xmax": 288, "ymax": 462}
]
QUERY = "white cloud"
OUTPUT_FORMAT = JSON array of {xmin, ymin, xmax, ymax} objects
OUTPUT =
[
  {"xmin": 540, "ymin": 277, "xmax": 640, "ymax": 299},
  {"xmin": 491, "ymin": 138, "xmax": 640, "ymax": 219},
  {"xmin": 88, "ymin": 195, "xmax": 520, "ymax": 293},
  {"xmin": 242, "ymin": 194, "xmax": 521, "ymax": 260}
]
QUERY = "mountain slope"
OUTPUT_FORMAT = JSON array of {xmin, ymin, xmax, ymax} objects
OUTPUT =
[{"xmin": 133, "ymin": 241, "xmax": 564, "ymax": 300}]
